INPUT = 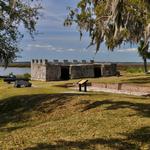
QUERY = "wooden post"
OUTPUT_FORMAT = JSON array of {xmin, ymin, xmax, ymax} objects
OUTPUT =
[
  {"xmin": 118, "ymin": 83, "xmax": 122, "ymax": 90},
  {"xmin": 84, "ymin": 83, "xmax": 87, "ymax": 92},
  {"xmin": 79, "ymin": 84, "xmax": 82, "ymax": 91}
]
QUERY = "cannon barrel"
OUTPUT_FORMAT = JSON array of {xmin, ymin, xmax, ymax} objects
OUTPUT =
[
  {"xmin": 0, "ymin": 76, "xmax": 10, "ymax": 79},
  {"xmin": 3, "ymin": 77, "xmax": 30, "ymax": 83}
]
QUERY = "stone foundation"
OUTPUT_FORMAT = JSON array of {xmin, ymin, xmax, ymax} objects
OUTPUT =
[{"xmin": 92, "ymin": 83, "xmax": 150, "ymax": 93}]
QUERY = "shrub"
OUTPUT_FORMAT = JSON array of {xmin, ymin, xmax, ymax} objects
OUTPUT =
[
  {"xmin": 126, "ymin": 67, "xmax": 144, "ymax": 73},
  {"xmin": 23, "ymin": 73, "xmax": 31, "ymax": 79}
]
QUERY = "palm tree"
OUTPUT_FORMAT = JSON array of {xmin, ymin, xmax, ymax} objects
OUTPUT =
[{"xmin": 138, "ymin": 40, "xmax": 150, "ymax": 73}]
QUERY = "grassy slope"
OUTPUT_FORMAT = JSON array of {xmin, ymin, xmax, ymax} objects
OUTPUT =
[{"xmin": 0, "ymin": 76, "xmax": 150, "ymax": 149}]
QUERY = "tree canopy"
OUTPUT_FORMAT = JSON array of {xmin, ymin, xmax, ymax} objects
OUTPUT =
[
  {"xmin": 0, "ymin": 0, "xmax": 41, "ymax": 66},
  {"xmin": 65, "ymin": 0, "xmax": 150, "ymax": 52}
]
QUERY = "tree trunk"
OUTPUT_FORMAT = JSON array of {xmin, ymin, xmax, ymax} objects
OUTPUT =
[{"xmin": 143, "ymin": 57, "xmax": 148, "ymax": 74}]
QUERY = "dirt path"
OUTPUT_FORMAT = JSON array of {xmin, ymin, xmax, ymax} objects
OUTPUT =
[{"xmin": 72, "ymin": 86, "xmax": 149, "ymax": 96}]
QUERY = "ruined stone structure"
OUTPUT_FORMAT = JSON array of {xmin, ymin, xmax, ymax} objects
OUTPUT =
[{"xmin": 31, "ymin": 59, "xmax": 117, "ymax": 81}]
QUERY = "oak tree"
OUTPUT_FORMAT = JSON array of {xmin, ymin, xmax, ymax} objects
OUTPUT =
[
  {"xmin": 65, "ymin": 0, "xmax": 150, "ymax": 73},
  {"xmin": 0, "ymin": 0, "xmax": 41, "ymax": 66}
]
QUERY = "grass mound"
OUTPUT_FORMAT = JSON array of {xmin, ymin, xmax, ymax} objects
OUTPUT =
[{"xmin": 0, "ymin": 77, "xmax": 149, "ymax": 149}]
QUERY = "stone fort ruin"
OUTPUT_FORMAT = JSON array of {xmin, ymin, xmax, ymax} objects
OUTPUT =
[{"xmin": 31, "ymin": 59, "xmax": 117, "ymax": 81}]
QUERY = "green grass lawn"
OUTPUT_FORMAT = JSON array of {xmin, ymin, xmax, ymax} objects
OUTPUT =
[
  {"xmin": 89, "ymin": 72, "xmax": 150, "ymax": 85},
  {"xmin": 0, "ymin": 75, "xmax": 150, "ymax": 150}
]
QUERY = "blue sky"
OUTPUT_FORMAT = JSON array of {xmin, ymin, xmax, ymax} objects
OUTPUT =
[{"xmin": 18, "ymin": 0, "xmax": 143, "ymax": 62}]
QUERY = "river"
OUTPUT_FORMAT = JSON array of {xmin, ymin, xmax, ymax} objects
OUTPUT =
[{"xmin": 0, "ymin": 67, "xmax": 31, "ymax": 76}]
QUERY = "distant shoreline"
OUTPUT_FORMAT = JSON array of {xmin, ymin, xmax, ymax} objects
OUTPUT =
[
  {"xmin": 1, "ymin": 61, "xmax": 150, "ymax": 68},
  {"xmin": 0, "ymin": 62, "xmax": 31, "ymax": 68}
]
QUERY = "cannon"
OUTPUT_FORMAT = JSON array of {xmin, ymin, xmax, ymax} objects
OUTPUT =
[
  {"xmin": 14, "ymin": 80, "xmax": 32, "ymax": 88},
  {"xmin": 1, "ymin": 74, "xmax": 31, "ymax": 87},
  {"xmin": 3, "ymin": 77, "xmax": 29, "ymax": 84}
]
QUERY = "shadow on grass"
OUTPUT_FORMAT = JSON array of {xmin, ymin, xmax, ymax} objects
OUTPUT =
[
  {"xmin": 0, "ymin": 92, "xmax": 150, "ymax": 133},
  {"xmin": 25, "ymin": 126, "xmax": 150, "ymax": 150},
  {"xmin": 82, "ymin": 99, "xmax": 150, "ymax": 117},
  {"xmin": 0, "ymin": 93, "xmax": 150, "ymax": 149},
  {"xmin": 127, "ymin": 126, "xmax": 150, "ymax": 143},
  {"xmin": 0, "ymin": 93, "xmax": 83, "ymax": 131},
  {"xmin": 24, "ymin": 139, "xmax": 137, "ymax": 150},
  {"xmin": 0, "ymin": 126, "xmax": 24, "ymax": 133}
]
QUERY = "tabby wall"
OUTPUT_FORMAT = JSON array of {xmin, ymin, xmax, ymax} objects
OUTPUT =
[
  {"xmin": 70, "ymin": 65, "xmax": 95, "ymax": 79},
  {"xmin": 101, "ymin": 64, "xmax": 117, "ymax": 76},
  {"xmin": 46, "ymin": 64, "xmax": 61, "ymax": 81},
  {"xmin": 31, "ymin": 59, "xmax": 62, "ymax": 81},
  {"xmin": 31, "ymin": 59, "xmax": 47, "ymax": 81}
]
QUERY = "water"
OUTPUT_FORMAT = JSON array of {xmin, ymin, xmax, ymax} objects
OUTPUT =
[{"xmin": 0, "ymin": 67, "xmax": 31, "ymax": 76}]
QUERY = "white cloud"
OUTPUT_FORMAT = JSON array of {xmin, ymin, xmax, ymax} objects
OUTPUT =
[
  {"xmin": 67, "ymin": 48, "xmax": 76, "ymax": 52},
  {"xmin": 118, "ymin": 47, "xmax": 150, "ymax": 53},
  {"xmin": 117, "ymin": 48, "xmax": 137, "ymax": 52},
  {"xmin": 28, "ymin": 44, "xmax": 54, "ymax": 49},
  {"xmin": 26, "ymin": 43, "xmax": 79, "ymax": 53}
]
